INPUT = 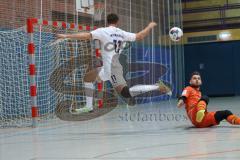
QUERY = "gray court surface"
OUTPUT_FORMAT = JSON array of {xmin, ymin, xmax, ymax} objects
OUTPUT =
[{"xmin": 0, "ymin": 97, "xmax": 240, "ymax": 160}]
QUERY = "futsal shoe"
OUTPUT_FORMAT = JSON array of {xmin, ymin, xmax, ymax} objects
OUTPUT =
[
  {"xmin": 157, "ymin": 80, "xmax": 172, "ymax": 96},
  {"xmin": 70, "ymin": 106, "xmax": 93, "ymax": 114}
]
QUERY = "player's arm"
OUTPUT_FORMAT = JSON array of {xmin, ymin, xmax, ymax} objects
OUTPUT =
[
  {"xmin": 177, "ymin": 97, "xmax": 186, "ymax": 108},
  {"xmin": 57, "ymin": 32, "xmax": 92, "ymax": 40},
  {"xmin": 135, "ymin": 22, "xmax": 157, "ymax": 41},
  {"xmin": 177, "ymin": 88, "xmax": 190, "ymax": 108}
]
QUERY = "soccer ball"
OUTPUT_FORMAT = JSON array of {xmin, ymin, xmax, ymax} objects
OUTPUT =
[{"xmin": 169, "ymin": 27, "xmax": 183, "ymax": 42}]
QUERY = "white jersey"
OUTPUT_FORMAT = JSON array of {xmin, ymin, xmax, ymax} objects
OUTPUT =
[{"xmin": 90, "ymin": 26, "xmax": 136, "ymax": 86}]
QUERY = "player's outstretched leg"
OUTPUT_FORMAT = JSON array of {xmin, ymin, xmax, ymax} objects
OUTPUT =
[
  {"xmin": 116, "ymin": 80, "xmax": 172, "ymax": 106},
  {"xmin": 126, "ymin": 80, "xmax": 172, "ymax": 97},
  {"xmin": 214, "ymin": 110, "xmax": 240, "ymax": 125},
  {"xmin": 118, "ymin": 84, "xmax": 166, "ymax": 106}
]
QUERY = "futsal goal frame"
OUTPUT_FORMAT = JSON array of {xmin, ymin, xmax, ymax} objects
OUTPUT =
[{"xmin": 26, "ymin": 18, "xmax": 103, "ymax": 127}]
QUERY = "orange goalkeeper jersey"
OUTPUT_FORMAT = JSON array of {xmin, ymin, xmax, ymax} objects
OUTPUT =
[{"xmin": 181, "ymin": 86, "xmax": 202, "ymax": 112}]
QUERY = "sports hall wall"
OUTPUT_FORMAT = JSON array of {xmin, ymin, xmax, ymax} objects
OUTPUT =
[{"xmin": 185, "ymin": 41, "xmax": 240, "ymax": 96}]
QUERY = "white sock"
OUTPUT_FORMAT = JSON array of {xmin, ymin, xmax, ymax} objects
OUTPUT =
[
  {"xmin": 129, "ymin": 85, "xmax": 159, "ymax": 97},
  {"xmin": 84, "ymin": 82, "xmax": 94, "ymax": 109}
]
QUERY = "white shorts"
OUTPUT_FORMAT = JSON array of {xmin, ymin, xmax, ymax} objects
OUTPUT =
[{"xmin": 98, "ymin": 66, "xmax": 127, "ymax": 87}]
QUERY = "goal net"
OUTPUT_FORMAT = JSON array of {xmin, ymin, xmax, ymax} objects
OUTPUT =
[
  {"xmin": 0, "ymin": 27, "xmax": 30, "ymax": 127},
  {"xmin": 0, "ymin": 19, "xmax": 116, "ymax": 128}
]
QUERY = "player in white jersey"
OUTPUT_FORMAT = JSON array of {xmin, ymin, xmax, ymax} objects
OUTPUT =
[{"xmin": 57, "ymin": 13, "xmax": 171, "ymax": 113}]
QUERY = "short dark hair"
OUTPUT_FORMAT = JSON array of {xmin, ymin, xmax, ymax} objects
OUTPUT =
[
  {"xmin": 190, "ymin": 71, "xmax": 201, "ymax": 79},
  {"xmin": 107, "ymin": 13, "xmax": 119, "ymax": 24}
]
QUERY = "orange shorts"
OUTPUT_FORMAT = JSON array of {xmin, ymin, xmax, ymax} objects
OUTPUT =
[{"xmin": 187, "ymin": 106, "xmax": 219, "ymax": 128}]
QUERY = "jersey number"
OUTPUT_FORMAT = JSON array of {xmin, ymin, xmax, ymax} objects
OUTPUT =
[
  {"xmin": 111, "ymin": 75, "xmax": 117, "ymax": 84},
  {"xmin": 113, "ymin": 40, "xmax": 122, "ymax": 53}
]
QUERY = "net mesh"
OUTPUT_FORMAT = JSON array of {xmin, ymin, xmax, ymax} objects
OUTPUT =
[
  {"xmin": 0, "ymin": 27, "xmax": 30, "ymax": 127},
  {"xmin": 0, "ymin": 23, "xmax": 98, "ymax": 127}
]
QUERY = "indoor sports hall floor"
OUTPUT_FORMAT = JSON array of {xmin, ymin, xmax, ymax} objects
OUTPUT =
[{"xmin": 0, "ymin": 97, "xmax": 240, "ymax": 160}]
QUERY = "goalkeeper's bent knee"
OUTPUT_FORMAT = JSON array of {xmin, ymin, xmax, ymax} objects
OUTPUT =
[{"xmin": 196, "ymin": 110, "xmax": 205, "ymax": 123}]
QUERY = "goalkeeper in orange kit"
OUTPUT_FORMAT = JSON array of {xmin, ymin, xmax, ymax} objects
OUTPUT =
[{"xmin": 177, "ymin": 71, "xmax": 240, "ymax": 128}]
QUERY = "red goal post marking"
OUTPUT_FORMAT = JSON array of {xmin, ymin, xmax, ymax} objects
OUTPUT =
[{"xmin": 26, "ymin": 18, "xmax": 102, "ymax": 127}]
